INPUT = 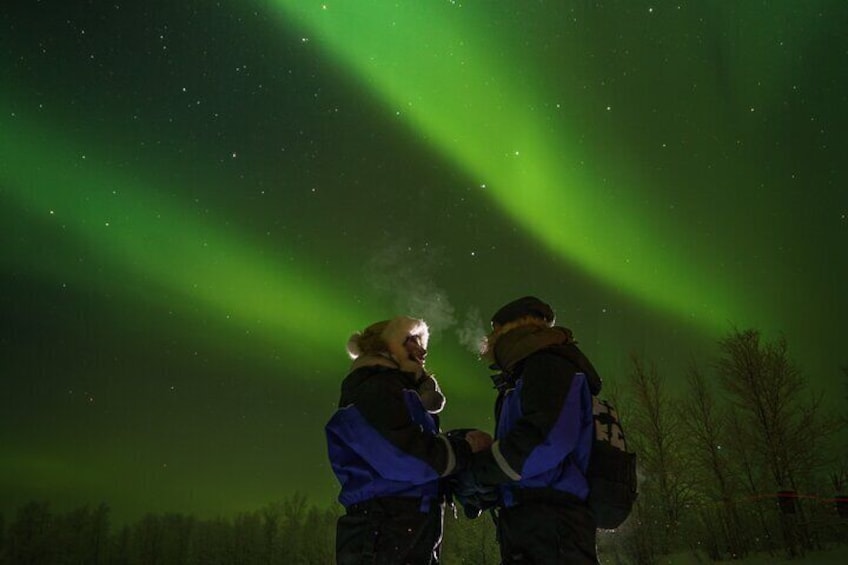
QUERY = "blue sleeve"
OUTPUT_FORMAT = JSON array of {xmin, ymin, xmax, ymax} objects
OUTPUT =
[
  {"xmin": 330, "ymin": 375, "xmax": 468, "ymax": 481},
  {"xmin": 472, "ymin": 352, "xmax": 586, "ymax": 483}
]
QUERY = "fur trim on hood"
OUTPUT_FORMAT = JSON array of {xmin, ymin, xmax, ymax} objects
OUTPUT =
[
  {"xmin": 482, "ymin": 315, "xmax": 554, "ymax": 359},
  {"xmin": 346, "ymin": 316, "xmax": 444, "ymax": 412},
  {"xmin": 346, "ymin": 316, "xmax": 430, "ymax": 375}
]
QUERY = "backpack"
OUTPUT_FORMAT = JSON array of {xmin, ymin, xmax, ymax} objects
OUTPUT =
[
  {"xmin": 489, "ymin": 342, "xmax": 638, "ymax": 528},
  {"xmin": 587, "ymin": 396, "xmax": 638, "ymax": 529},
  {"xmin": 542, "ymin": 343, "xmax": 638, "ymax": 529}
]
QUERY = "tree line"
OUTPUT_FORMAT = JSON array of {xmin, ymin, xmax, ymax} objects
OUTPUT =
[
  {"xmin": 2, "ymin": 328, "xmax": 846, "ymax": 564},
  {"xmin": 0, "ymin": 494, "xmax": 341, "ymax": 565},
  {"xmin": 598, "ymin": 328, "xmax": 848, "ymax": 564},
  {"xmin": 0, "ymin": 494, "xmax": 503, "ymax": 565}
]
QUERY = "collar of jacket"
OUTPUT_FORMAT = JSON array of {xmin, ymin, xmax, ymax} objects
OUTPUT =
[
  {"xmin": 492, "ymin": 325, "xmax": 574, "ymax": 373},
  {"xmin": 349, "ymin": 353, "xmax": 426, "ymax": 383}
]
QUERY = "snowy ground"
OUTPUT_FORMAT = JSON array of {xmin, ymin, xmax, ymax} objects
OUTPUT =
[{"xmin": 660, "ymin": 544, "xmax": 848, "ymax": 564}]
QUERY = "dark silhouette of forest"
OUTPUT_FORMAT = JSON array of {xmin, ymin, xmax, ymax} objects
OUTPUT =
[
  {"xmin": 2, "ymin": 329, "xmax": 846, "ymax": 564},
  {"xmin": 0, "ymin": 495, "xmax": 503, "ymax": 564},
  {"xmin": 596, "ymin": 329, "xmax": 848, "ymax": 563}
]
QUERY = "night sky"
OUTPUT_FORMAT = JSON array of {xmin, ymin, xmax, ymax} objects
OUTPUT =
[{"xmin": 2, "ymin": 1, "xmax": 846, "ymax": 524}]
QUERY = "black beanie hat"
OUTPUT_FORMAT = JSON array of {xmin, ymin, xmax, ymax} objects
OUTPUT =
[{"xmin": 491, "ymin": 296, "xmax": 555, "ymax": 327}]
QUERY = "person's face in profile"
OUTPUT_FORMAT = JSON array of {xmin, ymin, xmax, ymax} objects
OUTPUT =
[{"xmin": 403, "ymin": 334, "xmax": 427, "ymax": 366}]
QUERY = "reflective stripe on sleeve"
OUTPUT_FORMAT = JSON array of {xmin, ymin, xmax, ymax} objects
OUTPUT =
[
  {"xmin": 492, "ymin": 441, "xmax": 522, "ymax": 481},
  {"xmin": 438, "ymin": 434, "xmax": 456, "ymax": 477}
]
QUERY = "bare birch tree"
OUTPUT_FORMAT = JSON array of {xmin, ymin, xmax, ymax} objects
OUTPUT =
[
  {"xmin": 678, "ymin": 361, "xmax": 749, "ymax": 559},
  {"xmin": 625, "ymin": 353, "xmax": 693, "ymax": 555},
  {"xmin": 714, "ymin": 329, "xmax": 840, "ymax": 557}
]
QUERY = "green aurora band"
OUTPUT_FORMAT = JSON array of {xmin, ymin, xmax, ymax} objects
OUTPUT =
[
  {"xmin": 270, "ymin": 1, "xmax": 769, "ymax": 335},
  {"xmin": 0, "ymin": 105, "xmax": 483, "ymax": 387},
  {"xmin": 4, "ymin": 2, "xmax": 818, "ymax": 385},
  {"xmin": 0, "ymin": 109, "xmax": 379, "ymax": 371}
]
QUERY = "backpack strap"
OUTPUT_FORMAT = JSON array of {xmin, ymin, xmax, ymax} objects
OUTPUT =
[{"xmin": 545, "ymin": 343, "xmax": 603, "ymax": 395}]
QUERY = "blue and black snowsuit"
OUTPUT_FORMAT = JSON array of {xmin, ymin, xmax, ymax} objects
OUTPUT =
[
  {"xmin": 326, "ymin": 363, "xmax": 471, "ymax": 564},
  {"xmin": 472, "ymin": 325, "xmax": 602, "ymax": 565}
]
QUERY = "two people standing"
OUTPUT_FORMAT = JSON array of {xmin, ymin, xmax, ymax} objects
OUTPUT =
[{"xmin": 326, "ymin": 297, "xmax": 602, "ymax": 564}]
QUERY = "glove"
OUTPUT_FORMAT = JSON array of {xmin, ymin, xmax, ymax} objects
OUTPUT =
[
  {"xmin": 446, "ymin": 468, "xmax": 500, "ymax": 518},
  {"xmin": 417, "ymin": 373, "xmax": 446, "ymax": 414},
  {"xmin": 445, "ymin": 429, "xmax": 500, "ymax": 518}
]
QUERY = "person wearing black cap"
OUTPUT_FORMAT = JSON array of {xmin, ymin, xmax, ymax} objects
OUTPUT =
[
  {"xmin": 326, "ymin": 316, "xmax": 492, "ymax": 565},
  {"xmin": 470, "ymin": 297, "xmax": 603, "ymax": 564}
]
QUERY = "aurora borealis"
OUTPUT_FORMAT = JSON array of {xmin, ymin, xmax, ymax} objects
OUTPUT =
[{"xmin": 2, "ymin": 1, "xmax": 846, "ymax": 523}]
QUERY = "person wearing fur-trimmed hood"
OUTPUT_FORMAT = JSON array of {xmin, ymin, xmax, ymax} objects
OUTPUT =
[
  {"xmin": 326, "ymin": 316, "xmax": 492, "ymax": 565},
  {"xmin": 470, "ymin": 296, "xmax": 602, "ymax": 565}
]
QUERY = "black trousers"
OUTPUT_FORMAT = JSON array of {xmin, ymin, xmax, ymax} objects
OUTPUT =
[
  {"xmin": 336, "ymin": 497, "xmax": 444, "ymax": 565},
  {"xmin": 497, "ymin": 491, "xmax": 598, "ymax": 565}
]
